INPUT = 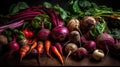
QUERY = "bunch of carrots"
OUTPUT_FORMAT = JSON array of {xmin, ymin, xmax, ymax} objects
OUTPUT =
[{"xmin": 19, "ymin": 39, "xmax": 64, "ymax": 65}]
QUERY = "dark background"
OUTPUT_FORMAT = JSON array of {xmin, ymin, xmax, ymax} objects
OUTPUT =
[{"xmin": 0, "ymin": 0, "xmax": 120, "ymax": 15}]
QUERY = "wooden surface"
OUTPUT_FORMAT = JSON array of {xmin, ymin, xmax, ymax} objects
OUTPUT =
[{"xmin": 0, "ymin": 53, "xmax": 120, "ymax": 66}]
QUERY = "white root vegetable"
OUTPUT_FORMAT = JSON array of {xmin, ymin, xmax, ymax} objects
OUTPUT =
[{"xmin": 92, "ymin": 49, "xmax": 105, "ymax": 61}]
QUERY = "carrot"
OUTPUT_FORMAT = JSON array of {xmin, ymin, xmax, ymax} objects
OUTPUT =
[
  {"xmin": 20, "ymin": 45, "xmax": 30, "ymax": 62},
  {"xmin": 27, "ymin": 41, "xmax": 37, "ymax": 54},
  {"xmin": 37, "ymin": 41, "xmax": 44, "ymax": 54},
  {"xmin": 44, "ymin": 40, "xmax": 51, "ymax": 57},
  {"xmin": 51, "ymin": 46, "xmax": 64, "ymax": 65},
  {"xmin": 44, "ymin": 40, "xmax": 56, "ymax": 60},
  {"xmin": 36, "ymin": 41, "xmax": 44, "ymax": 65}
]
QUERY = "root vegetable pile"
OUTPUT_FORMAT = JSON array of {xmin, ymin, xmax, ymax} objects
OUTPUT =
[{"xmin": 0, "ymin": 0, "xmax": 120, "ymax": 65}]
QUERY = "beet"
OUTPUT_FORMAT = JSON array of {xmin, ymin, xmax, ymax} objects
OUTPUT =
[
  {"xmin": 83, "ymin": 40, "xmax": 96, "ymax": 53},
  {"xmin": 37, "ymin": 22, "xmax": 51, "ymax": 41},
  {"xmin": 72, "ymin": 47, "xmax": 88, "ymax": 60},
  {"xmin": 51, "ymin": 26, "xmax": 69, "ymax": 42},
  {"xmin": 96, "ymin": 33, "xmax": 115, "ymax": 55},
  {"xmin": 96, "ymin": 33, "xmax": 115, "ymax": 49}
]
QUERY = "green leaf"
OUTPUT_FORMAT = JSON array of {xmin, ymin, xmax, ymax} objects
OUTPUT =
[
  {"xmin": 73, "ymin": 0, "xmax": 80, "ymax": 13},
  {"xmin": 89, "ymin": 18, "xmax": 107, "ymax": 39},
  {"xmin": 79, "ymin": 0, "xmax": 91, "ymax": 8},
  {"xmin": 43, "ymin": 2, "xmax": 52, "ymax": 8},
  {"xmin": 53, "ymin": 4, "xmax": 68, "ymax": 20},
  {"xmin": 32, "ymin": 14, "xmax": 52, "ymax": 29},
  {"xmin": 9, "ymin": 2, "xmax": 29, "ymax": 15}
]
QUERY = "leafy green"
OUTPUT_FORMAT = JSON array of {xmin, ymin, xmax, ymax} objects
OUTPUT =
[
  {"xmin": 43, "ymin": 2, "xmax": 69, "ymax": 20},
  {"xmin": 43, "ymin": 2, "xmax": 52, "ymax": 8},
  {"xmin": 67, "ymin": 0, "xmax": 115, "ymax": 18},
  {"xmin": 32, "ymin": 14, "xmax": 52, "ymax": 30},
  {"xmin": 9, "ymin": 2, "xmax": 29, "ymax": 15},
  {"xmin": 108, "ymin": 28, "xmax": 120, "ymax": 39},
  {"xmin": 53, "ymin": 4, "xmax": 69, "ymax": 20},
  {"xmin": 79, "ymin": 0, "xmax": 92, "ymax": 9},
  {"xmin": 73, "ymin": 0, "xmax": 80, "ymax": 13},
  {"xmin": 89, "ymin": 18, "xmax": 107, "ymax": 39}
]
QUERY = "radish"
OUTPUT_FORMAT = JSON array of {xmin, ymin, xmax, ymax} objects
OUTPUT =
[{"xmin": 22, "ymin": 29, "xmax": 33, "ymax": 38}]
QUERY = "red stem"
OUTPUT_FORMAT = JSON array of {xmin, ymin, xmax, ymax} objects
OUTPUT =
[
  {"xmin": 11, "ymin": 12, "xmax": 41, "ymax": 19},
  {"xmin": 9, "ymin": 14, "xmax": 38, "ymax": 23}
]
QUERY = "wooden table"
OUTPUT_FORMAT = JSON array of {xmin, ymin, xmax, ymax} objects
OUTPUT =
[{"xmin": 0, "ymin": 53, "xmax": 120, "ymax": 66}]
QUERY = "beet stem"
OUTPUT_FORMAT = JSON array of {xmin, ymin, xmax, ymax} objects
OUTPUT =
[{"xmin": 63, "ymin": 39, "xmax": 72, "ymax": 47}]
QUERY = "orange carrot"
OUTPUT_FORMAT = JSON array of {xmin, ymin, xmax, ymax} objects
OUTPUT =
[
  {"xmin": 36, "ymin": 41, "xmax": 44, "ymax": 65},
  {"xmin": 45, "ymin": 40, "xmax": 51, "ymax": 56},
  {"xmin": 44, "ymin": 40, "xmax": 56, "ymax": 60},
  {"xmin": 51, "ymin": 46, "xmax": 64, "ymax": 65},
  {"xmin": 20, "ymin": 45, "xmax": 30, "ymax": 62},
  {"xmin": 37, "ymin": 41, "xmax": 44, "ymax": 54},
  {"xmin": 28, "ymin": 41, "xmax": 37, "ymax": 54}
]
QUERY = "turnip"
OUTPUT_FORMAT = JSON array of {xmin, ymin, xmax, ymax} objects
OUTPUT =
[
  {"xmin": 0, "ymin": 34, "xmax": 8, "ymax": 45},
  {"xmin": 64, "ymin": 43, "xmax": 78, "ymax": 63},
  {"xmin": 92, "ymin": 49, "xmax": 105, "ymax": 61},
  {"xmin": 72, "ymin": 47, "xmax": 88, "ymax": 60}
]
